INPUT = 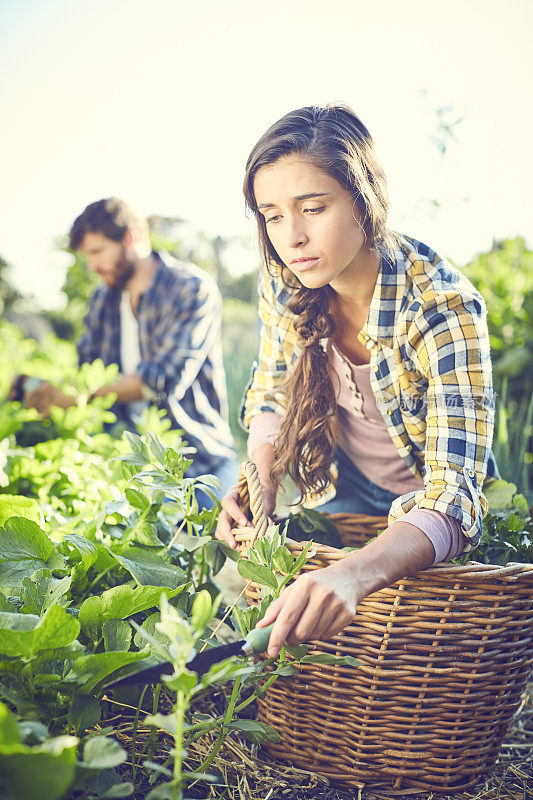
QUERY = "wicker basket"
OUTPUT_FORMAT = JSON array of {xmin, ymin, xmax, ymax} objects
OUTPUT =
[{"xmin": 232, "ymin": 461, "xmax": 533, "ymax": 793}]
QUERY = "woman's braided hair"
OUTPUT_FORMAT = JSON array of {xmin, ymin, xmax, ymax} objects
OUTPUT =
[{"xmin": 243, "ymin": 105, "xmax": 395, "ymax": 497}]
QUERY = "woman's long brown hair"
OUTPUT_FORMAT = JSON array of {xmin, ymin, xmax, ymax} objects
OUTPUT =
[{"xmin": 243, "ymin": 105, "xmax": 395, "ymax": 498}]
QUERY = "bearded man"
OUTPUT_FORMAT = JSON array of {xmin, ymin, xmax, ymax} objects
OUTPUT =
[{"xmin": 23, "ymin": 197, "xmax": 237, "ymax": 495}]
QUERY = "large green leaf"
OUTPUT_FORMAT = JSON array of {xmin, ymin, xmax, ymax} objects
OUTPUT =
[
  {"xmin": 484, "ymin": 479, "xmax": 517, "ymax": 510},
  {"xmin": 111, "ymin": 546, "xmax": 187, "ymax": 587},
  {"xmin": 237, "ymin": 560, "xmax": 279, "ymax": 590},
  {"xmin": 63, "ymin": 534, "xmax": 99, "ymax": 583},
  {"xmin": 227, "ymin": 718, "xmax": 281, "ymax": 744},
  {"xmin": 76, "ymin": 736, "xmax": 126, "ymax": 770},
  {"xmin": 103, "ymin": 619, "xmax": 132, "ymax": 652},
  {"xmin": 74, "ymin": 769, "xmax": 133, "ymax": 799},
  {"xmin": 299, "ymin": 653, "xmax": 362, "ymax": 667},
  {"xmin": 67, "ymin": 695, "xmax": 102, "ymax": 735},
  {"xmin": 0, "ymin": 496, "xmax": 42, "ymax": 527},
  {"xmin": 124, "ymin": 487, "xmax": 150, "ymax": 511},
  {"xmin": 0, "ymin": 518, "xmax": 54, "ymax": 590},
  {"xmin": 0, "ymin": 702, "xmax": 19, "ymax": 746},
  {"xmin": 20, "ymin": 569, "xmax": 72, "ymax": 615},
  {"xmin": 69, "ymin": 651, "xmax": 147, "ymax": 692},
  {"xmin": 0, "ymin": 605, "xmax": 80, "ymax": 658},
  {"xmin": 0, "ymin": 734, "xmax": 78, "ymax": 800},
  {"xmin": 78, "ymin": 584, "xmax": 185, "ymax": 633},
  {"xmin": 0, "ymin": 593, "xmax": 17, "ymax": 613}
]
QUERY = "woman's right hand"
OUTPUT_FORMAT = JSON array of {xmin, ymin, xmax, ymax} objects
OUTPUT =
[{"xmin": 215, "ymin": 482, "xmax": 276, "ymax": 549}]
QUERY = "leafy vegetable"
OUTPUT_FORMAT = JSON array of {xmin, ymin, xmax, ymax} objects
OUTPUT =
[{"xmin": 457, "ymin": 479, "xmax": 533, "ymax": 565}]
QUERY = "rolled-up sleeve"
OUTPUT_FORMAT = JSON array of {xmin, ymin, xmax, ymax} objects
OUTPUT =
[{"xmin": 388, "ymin": 288, "xmax": 495, "ymax": 551}]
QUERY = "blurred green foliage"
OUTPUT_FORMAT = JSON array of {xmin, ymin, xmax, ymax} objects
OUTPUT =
[
  {"xmin": 222, "ymin": 299, "xmax": 259, "ymax": 457},
  {"xmin": 0, "ymin": 255, "xmax": 22, "ymax": 315},
  {"xmin": 461, "ymin": 237, "xmax": 533, "ymax": 498},
  {"xmin": 463, "ymin": 237, "xmax": 533, "ymax": 402}
]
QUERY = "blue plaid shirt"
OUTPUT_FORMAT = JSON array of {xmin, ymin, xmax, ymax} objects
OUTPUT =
[{"xmin": 78, "ymin": 252, "xmax": 236, "ymax": 476}]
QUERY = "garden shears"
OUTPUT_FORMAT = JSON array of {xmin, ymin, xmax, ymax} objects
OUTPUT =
[{"xmin": 102, "ymin": 623, "xmax": 275, "ymax": 690}]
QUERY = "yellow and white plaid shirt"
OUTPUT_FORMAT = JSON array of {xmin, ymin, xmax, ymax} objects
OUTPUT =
[{"xmin": 240, "ymin": 236, "xmax": 498, "ymax": 550}]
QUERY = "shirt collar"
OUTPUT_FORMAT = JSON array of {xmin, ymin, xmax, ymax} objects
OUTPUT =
[{"xmin": 358, "ymin": 240, "xmax": 409, "ymax": 349}]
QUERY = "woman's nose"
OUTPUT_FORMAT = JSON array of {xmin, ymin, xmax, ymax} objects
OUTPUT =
[{"xmin": 287, "ymin": 218, "xmax": 308, "ymax": 249}]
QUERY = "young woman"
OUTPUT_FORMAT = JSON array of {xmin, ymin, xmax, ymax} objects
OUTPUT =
[{"xmin": 215, "ymin": 105, "xmax": 497, "ymax": 658}]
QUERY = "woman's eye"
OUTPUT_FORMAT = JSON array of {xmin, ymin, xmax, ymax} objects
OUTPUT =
[
  {"xmin": 266, "ymin": 215, "xmax": 281, "ymax": 224},
  {"xmin": 304, "ymin": 206, "xmax": 326, "ymax": 215}
]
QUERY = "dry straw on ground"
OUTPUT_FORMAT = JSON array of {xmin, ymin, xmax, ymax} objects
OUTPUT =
[{"xmin": 99, "ymin": 680, "xmax": 532, "ymax": 800}]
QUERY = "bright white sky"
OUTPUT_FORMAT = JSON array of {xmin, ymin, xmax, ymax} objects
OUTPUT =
[{"xmin": 0, "ymin": 0, "xmax": 531, "ymax": 309}]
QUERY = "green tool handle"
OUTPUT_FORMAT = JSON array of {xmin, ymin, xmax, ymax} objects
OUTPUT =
[{"xmin": 243, "ymin": 623, "xmax": 275, "ymax": 655}]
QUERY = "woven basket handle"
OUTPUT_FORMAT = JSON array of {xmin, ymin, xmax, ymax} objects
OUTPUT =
[{"xmin": 237, "ymin": 461, "xmax": 269, "ymax": 545}]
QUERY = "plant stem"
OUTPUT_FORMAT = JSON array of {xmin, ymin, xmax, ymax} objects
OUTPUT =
[
  {"xmin": 131, "ymin": 683, "xmax": 149, "ymax": 782},
  {"xmin": 86, "ymin": 565, "xmax": 113, "ymax": 593},
  {"xmin": 144, "ymin": 683, "xmax": 162, "ymax": 764},
  {"xmin": 183, "ymin": 667, "xmax": 282, "ymax": 749},
  {"xmin": 194, "ymin": 674, "xmax": 243, "ymax": 775},
  {"xmin": 197, "ymin": 558, "xmax": 207, "ymax": 587},
  {"xmin": 172, "ymin": 690, "xmax": 186, "ymax": 800}
]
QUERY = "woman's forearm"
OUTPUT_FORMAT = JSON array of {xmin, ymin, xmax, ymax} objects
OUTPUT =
[
  {"xmin": 341, "ymin": 520, "xmax": 436, "ymax": 600},
  {"xmin": 258, "ymin": 519, "xmax": 436, "ymax": 656},
  {"xmin": 250, "ymin": 442, "xmax": 276, "ymax": 490}
]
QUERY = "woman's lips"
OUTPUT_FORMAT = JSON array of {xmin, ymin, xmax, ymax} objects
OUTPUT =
[{"xmin": 290, "ymin": 257, "xmax": 319, "ymax": 271}]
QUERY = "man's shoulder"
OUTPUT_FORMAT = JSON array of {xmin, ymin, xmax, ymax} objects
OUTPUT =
[
  {"xmin": 154, "ymin": 252, "xmax": 219, "ymax": 297},
  {"xmin": 87, "ymin": 283, "xmax": 117, "ymax": 315}
]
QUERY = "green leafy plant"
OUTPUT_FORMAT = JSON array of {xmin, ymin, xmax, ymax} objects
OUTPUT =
[
  {"xmin": 456, "ymin": 479, "xmax": 532, "ymax": 565},
  {"xmin": 0, "ymin": 701, "xmax": 132, "ymax": 800}
]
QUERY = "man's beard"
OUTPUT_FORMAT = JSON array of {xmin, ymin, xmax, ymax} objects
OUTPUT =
[{"xmin": 110, "ymin": 247, "xmax": 135, "ymax": 290}]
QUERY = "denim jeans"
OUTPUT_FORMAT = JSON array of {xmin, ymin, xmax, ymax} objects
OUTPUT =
[{"xmin": 312, "ymin": 448, "xmax": 399, "ymax": 516}]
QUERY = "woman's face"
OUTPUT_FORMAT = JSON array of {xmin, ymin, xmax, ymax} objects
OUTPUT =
[{"xmin": 253, "ymin": 154, "xmax": 368, "ymax": 293}]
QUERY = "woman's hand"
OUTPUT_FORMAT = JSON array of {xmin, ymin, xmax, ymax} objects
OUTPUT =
[
  {"xmin": 256, "ymin": 559, "xmax": 361, "ymax": 658},
  {"xmin": 255, "ymin": 520, "xmax": 436, "ymax": 658},
  {"xmin": 215, "ymin": 482, "xmax": 276, "ymax": 549}
]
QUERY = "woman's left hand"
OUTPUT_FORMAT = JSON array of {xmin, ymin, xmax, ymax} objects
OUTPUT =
[{"xmin": 255, "ymin": 560, "xmax": 361, "ymax": 658}]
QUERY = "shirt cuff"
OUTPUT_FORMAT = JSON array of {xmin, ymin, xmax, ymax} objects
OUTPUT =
[
  {"xmin": 397, "ymin": 508, "xmax": 466, "ymax": 564},
  {"xmin": 247, "ymin": 412, "xmax": 282, "ymax": 458},
  {"xmin": 137, "ymin": 362, "xmax": 167, "ymax": 395}
]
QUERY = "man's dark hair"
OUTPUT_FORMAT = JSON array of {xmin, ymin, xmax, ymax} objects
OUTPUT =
[{"xmin": 69, "ymin": 197, "xmax": 148, "ymax": 251}]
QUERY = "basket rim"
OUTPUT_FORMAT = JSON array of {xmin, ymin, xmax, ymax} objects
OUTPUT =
[{"xmin": 234, "ymin": 526, "xmax": 533, "ymax": 581}]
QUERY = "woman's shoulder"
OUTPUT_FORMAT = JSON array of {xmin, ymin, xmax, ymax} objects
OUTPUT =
[{"xmin": 394, "ymin": 234, "xmax": 485, "ymax": 313}]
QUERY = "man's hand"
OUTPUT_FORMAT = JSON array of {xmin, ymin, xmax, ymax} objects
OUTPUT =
[
  {"xmin": 256, "ymin": 560, "xmax": 360, "ymax": 658},
  {"xmin": 24, "ymin": 382, "xmax": 75, "ymax": 416}
]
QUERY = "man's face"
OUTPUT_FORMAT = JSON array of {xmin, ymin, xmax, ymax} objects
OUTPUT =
[{"xmin": 79, "ymin": 231, "xmax": 135, "ymax": 290}]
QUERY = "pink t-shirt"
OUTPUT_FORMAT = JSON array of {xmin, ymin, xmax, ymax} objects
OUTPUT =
[{"xmin": 247, "ymin": 344, "xmax": 465, "ymax": 564}]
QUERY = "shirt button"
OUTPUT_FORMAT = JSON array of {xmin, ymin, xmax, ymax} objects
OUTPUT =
[
  {"xmin": 387, "ymin": 409, "xmax": 393, "ymax": 415},
  {"xmin": 405, "ymin": 444, "xmax": 412, "ymax": 452},
  {"xmin": 372, "ymin": 364, "xmax": 379, "ymax": 372},
  {"xmin": 468, "ymin": 469, "xmax": 475, "ymax": 478}
]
